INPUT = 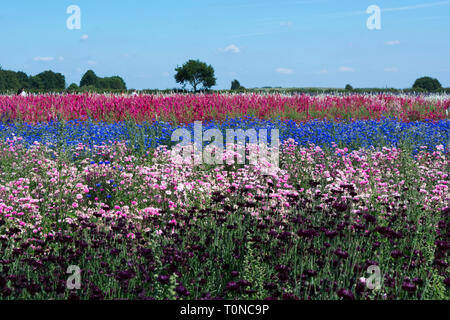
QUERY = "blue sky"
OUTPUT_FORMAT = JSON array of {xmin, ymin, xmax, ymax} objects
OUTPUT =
[{"xmin": 0, "ymin": 0, "xmax": 449, "ymax": 89}]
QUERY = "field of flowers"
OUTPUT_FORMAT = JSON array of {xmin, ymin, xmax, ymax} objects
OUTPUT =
[
  {"xmin": 1, "ymin": 93, "xmax": 449, "ymax": 123},
  {"xmin": 0, "ymin": 93, "xmax": 449, "ymax": 300}
]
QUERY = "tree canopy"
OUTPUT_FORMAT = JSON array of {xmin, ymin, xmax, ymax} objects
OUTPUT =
[
  {"xmin": 80, "ymin": 70, "xmax": 98, "ymax": 87},
  {"xmin": 231, "ymin": 79, "xmax": 246, "ymax": 91},
  {"xmin": 80, "ymin": 70, "xmax": 127, "ymax": 90},
  {"xmin": 0, "ymin": 69, "xmax": 65, "ymax": 92},
  {"xmin": 412, "ymin": 77, "xmax": 442, "ymax": 91},
  {"xmin": 174, "ymin": 59, "xmax": 216, "ymax": 92},
  {"xmin": 34, "ymin": 70, "xmax": 66, "ymax": 91}
]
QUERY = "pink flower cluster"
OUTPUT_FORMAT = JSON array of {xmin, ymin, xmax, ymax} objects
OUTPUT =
[
  {"xmin": 0, "ymin": 138, "xmax": 448, "ymax": 237},
  {"xmin": 1, "ymin": 93, "xmax": 449, "ymax": 123}
]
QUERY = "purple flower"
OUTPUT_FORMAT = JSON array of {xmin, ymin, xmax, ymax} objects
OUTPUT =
[
  {"xmin": 297, "ymin": 229, "xmax": 319, "ymax": 239},
  {"xmin": 332, "ymin": 202, "xmax": 348, "ymax": 212},
  {"xmin": 231, "ymin": 271, "xmax": 240, "ymax": 277},
  {"xmin": 237, "ymin": 280, "xmax": 251, "ymax": 287},
  {"xmin": 157, "ymin": 274, "xmax": 170, "ymax": 285},
  {"xmin": 401, "ymin": 281, "xmax": 417, "ymax": 292},
  {"xmin": 356, "ymin": 278, "xmax": 366, "ymax": 293},
  {"xmin": 0, "ymin": 276, "xmax": 6, "ymax": 288},
  {"xmin": 444, "ymin": 278, "xmax": 450, "ymax": 288},
  {"xmin": 268, "ymin": 229, "xmax": 278, "ymax": 237},
  {"xmin": 391, "ymin": 250, "xmax": 403, "ymax": 259},
  {"xmin": 304, "ymin": 269, "xmax": 317, "ymax": 277},
  {"xmin": 275, "ymin": 264, "xmax": 290, "ymax": 273},
  {"xmin": 282, "ymin": 292, "xmax": 299, "ymax": 300},
  {"xmin": 334, "ymin": 248, "xmax": 349, "ymax": 259},
  {"xmin": 337, "ymin": 288, "xmax": 354, "ymax": 300},
  {"xmin": 226, "ymin": 281, "xmax": 240, "ymax": 291},
  {"xmin": 263, "ymin": 282, "xmax": 277, "ymax": 291},
  {"xmin": 175, "ymin": 285, "xmax": 190, "ymax": 296},
  {"xmin": 363, "ymin": 213, "xmax": 376, "ymax": 223},
  {"xmin": 324, "ymin": 230, "xmax": 338, "ymax": 239},
  {"xmin": 116, "ymin": 269, "xmax": 135, "ymax": 281}
]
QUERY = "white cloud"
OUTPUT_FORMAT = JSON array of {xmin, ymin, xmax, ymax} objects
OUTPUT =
[
  {"xmin": 339, "ymin": 66, "xmax": 354, "ymax": 72},
  {"xmin": 87, "ymin": 60, "xmax": 97, "ymax": 66},
  {"xmin": 384, "ymin": 67, "xmax": 399, "ymax": 72},
  {"xmin": 221, "ymin": 44, "xmax": 240, "ymax": 53},
  {"xmin": 80, "ymin": 34, "xmax": 89, "ymax": 41},
  {"xmin": 33, "ymin": 56, "xmax": 54, "ymax": 62},
  {"xmin": 385, "ymin": 40, "xmax": 400, "ymax": 46},
  {"xmin": 276, "ymin": 68, "xmax": 294, "ymax": 74}
]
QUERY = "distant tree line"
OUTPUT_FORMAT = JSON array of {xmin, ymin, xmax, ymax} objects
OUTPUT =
[
  {"xmin": 0, "ymin": 66, "xmax": 127, "ymax": 94},
  {"xmin": 0, "ymin": 62, "xmax": 448, "ymax": 95},
  {"xmin": 68, "ymin": 70, "xmax": 126, "ymax": 92},
  {"xmin": 0, "ymin": 67, "xmax": 65, "ymax": 92}
]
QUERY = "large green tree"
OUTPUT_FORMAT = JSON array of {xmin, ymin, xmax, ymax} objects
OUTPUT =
[
  {"xmin": 16, "ymin": 71, "xmax": 30, "ymax": 89},
  {"xmin": 80, "ymin": 70, "xmax": 99, "ymax": 87},
  {"xmin": 174, "ymin": 59, "xmax": 216, "ymax": 92},
  {"xmin": 98, "ymin": 76, "xmax": 127, "ymax": 90},
  {"xmin": 231, "ymin": 79, "xmax": 242, "ymax": 90},
  {"xmin": 0, "ymin": 70, "xmax": 21, "ymax": 91},
  {"xmin": 80, "ymin": 70, "xmax": 127, "ymax": 90},
  {"xmin": 413, "ymin": 76, "xmax": 442, "ymax": 91},
  {"xmin": 33, "ymin": 70, "xmax": 66, "ymax": 91}
]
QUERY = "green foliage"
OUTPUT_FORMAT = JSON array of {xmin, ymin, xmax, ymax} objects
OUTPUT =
[
  {"xmin": 67, "ymin": 83, "xmax": 79, "ymax": 92},
  {"xmin": 98, "ymin": 76, "xmax": 127, "ymax": 90},
  {"xmin": 80, "ymin": 70, "xmax": 98, "ymax": 87},
  {"xmin": 80, "ymin": 70, "xmax": 127, "ymax": 91},
  {"xmin": 0, "ymin": 68, "xmax": 65, "ymax": 92},
  {"xmin": 0, "ymin": 70, "xmax": 21, "ymax": 91},
  {"xmin": 241, "ymin": 241, "xmax": 269, "ymax": 299},
  {"xmin": 345, "ymin": 84, "xmax": 353, "ymax": 90},
  {"xmin": 231, "ymin": 79, "xmax": 244, "ymax": 91},
  {"xmin": 174, "ymin": 59, "xmax": 216, "ymax": 92},
  {"xmin": 413, "ymin": 76, "xmax": 442, "ymax": 92},
  {"xmin": 16, "ymin": 71, "xmax": 30, "ymax": 89},
  {"xmin": 33, "ymin": 70, "xmax": 66, "ymax": 91},
  {"xmin": 79, "ymin": 85, "xmax": 98, "ymax": 93},
  {"xmin": 423, "ymin": 271, "xmax": 447, "ymax": 300}
]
